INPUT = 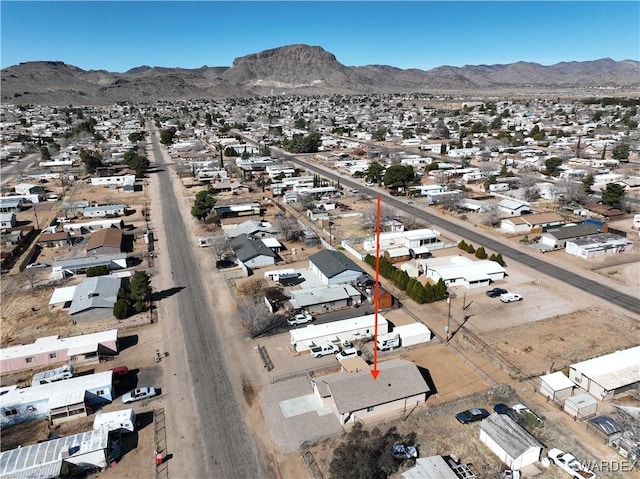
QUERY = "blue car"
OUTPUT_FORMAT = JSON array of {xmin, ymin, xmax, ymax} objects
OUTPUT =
[{"xmin": 455, "ymin": 408, "xmax": 490, "ymax": 424}]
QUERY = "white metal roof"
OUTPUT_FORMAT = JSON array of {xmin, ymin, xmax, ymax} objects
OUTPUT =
[
  {"xmin": 0, "ymin": 371, "xmax": 113, "ymax": 409},
  {"xmin": 290, "ymin": 314, "xmax": 387, "ymax": 343},
  {"xmin": 541, "ymin": 371, "xmax": 575, "ymax": 391},
  {"xmin": 0, "ymin": 428, "xmax": 108, "ymax": 479},
  {"xmin": 570, "ymin": 346, "xmax": 640, "ymax": 391},
  {"xmin": 1, "ymin": 329, "xmax": 117, "ymax": 361},
  {"xmin": 48, "ymin": 286, "xmax": 77, "ymax": 305}
]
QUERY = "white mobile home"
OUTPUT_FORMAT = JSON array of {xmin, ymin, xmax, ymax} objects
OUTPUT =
[
  {"xmin": 93, "ymin": 408, "xmax": 136, "ymax": 433},
  {"xmin": 290, "ymin": 314, "xmax": 389, "ymax": 352},
  {"xmin": 288, "ymin": 284, "xmax": 362, "ymax": 315},
  {"xmin": 82, "ymin": 204, "xmax": 127, "ymax": 218}
]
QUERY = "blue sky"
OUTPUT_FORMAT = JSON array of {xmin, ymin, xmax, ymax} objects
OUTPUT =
[{"xmin": 2, "ymin": 1, "xmax": 638, "ymax": 72}]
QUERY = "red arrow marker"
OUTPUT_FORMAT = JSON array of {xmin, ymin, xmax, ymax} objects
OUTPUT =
[{"xmin": 371, "ymin": 195, "xmax": 381, "ymax": 380}]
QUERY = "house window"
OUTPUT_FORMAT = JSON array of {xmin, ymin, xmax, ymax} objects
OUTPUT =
[
  {"xmin": 366, "ymin": 406, "xmax": 374, "ymax": 413},
  {"xmin": 95, "ymin": 390, "xmax": 105, "ymax": 396},
  {"xmin": 25, "ymin": 357, "xmax": 34, "ymax": 363},
  {"xmin": 4, "ymin": 409, "xmax": 18, "ymax": 416},
  {"xmin": 49, "ymin": 353, "xmax": 57, "ymax": 359}
]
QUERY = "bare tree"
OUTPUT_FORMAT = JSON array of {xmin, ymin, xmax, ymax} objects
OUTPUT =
[
  {"xmin": 520, "ymin": 174, "xmax": 540, "ymax": 202},
  {"xmin": 482, "ymin": 204, "xmax": 503, "ymax": 227},
  {"xmin": 274, "ymin": 214, "xmax": 303, "ymax": 241},
  {"xmin": 361, "ymin": 204, "xmax": 399, "ymax": 231},
  {"xmin": 209, "ymin": 233, "xmax": 233, "ymax": 260},
  {"xmin": 235, "ymin": 277, "xmax": 270, "ymax": 299},
  {"xmin": 558, "ymin": 178, "xmax": 584, "ymax": 206}
]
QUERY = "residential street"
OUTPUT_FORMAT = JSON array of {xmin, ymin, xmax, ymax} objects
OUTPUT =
[
  {"xmin": 146, "ymin": 123, "xmax": 268, "ymax": 479},
  {"xmin": 277, "ymin": 149, "xmax": 640, "ymax": 316}
]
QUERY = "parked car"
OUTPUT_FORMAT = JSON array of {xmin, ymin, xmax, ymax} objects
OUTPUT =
[
  {"xmin": 26, "ymin": 262, "xmax": 50, "ymax": 269},
  {"xmin": 512, "ymin": 404, "xmax": 543, "ymax": 425},
  {"xmin": 122, "ymin": 387, "xmax": 157, "ymax": 404},
  {"xmin": 493, "ymin": 403, "xmax": 520, "ymax": 421},
  {"xmin": 335, "ymin": 346, "xmax": 360, "ymax": 361},
  {"xmin": 287, "ymin": 312, "xmax": 313, "ymax": 326},
  {"xmin": 486, "ymin": 287, "xmax": 508, "ymax": 298},
  {"xmin": 500, "ymin": 293, "xmax": 523, "ymax": 303},
  {"xmin": 547, "ymin": 448, "xmax": 596, "ymax": 479},
  {"xmin": 111, "ymin": 366, "xmax": 130, "ymax": 381},
  {"xmin": 310, "ymin": 343, "xmax": 340, "ymax": 358},
  {"xmin": 391, "ymin": 444, "xmax": 418, "ymax": 460},
  {"xmin": 455, "ymin": 407, "xmax": 490, "ymax": 424}
]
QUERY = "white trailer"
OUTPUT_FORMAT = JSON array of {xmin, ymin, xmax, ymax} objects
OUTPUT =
[
  {"xmin": 93, "ymin": 408, "xmax": 136, "ymax": 432},
  {"xmin": 394, "ymin": 323, "xmax": 432, "ymax": 347}
]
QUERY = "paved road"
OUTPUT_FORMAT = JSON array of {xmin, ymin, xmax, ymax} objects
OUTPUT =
[
  {"xmin": 278, "ymin": 150, "xmax": 639, "ymax": 315},
  {"xmin": 1, "ymin": 153, "xmax": 39, "ymax": 187},
  {"xmin": 147, "ymin": 125, "xmax": 266, "ymax": 479}
]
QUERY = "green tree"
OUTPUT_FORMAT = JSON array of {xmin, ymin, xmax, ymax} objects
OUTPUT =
[
  {"xmin": 86, "ymin": 265, "xmax": 110, "ymax": 277},
  {"xmin": 159, "ymin": 127, "xmax": 177, "ymax": 145},
  {"xmin": 383, "ymin": 165, "xmax": 415, "ymax": 189},
  {"xmin": 582, "ymin": 173, "xmax": 595, "ymax": 193},
  {"xmin": 293, "ymin": 118, "xmax": 307, "ymax": 129},
  {"xmin": 365, "ymin": 161, "xmax": 385, "ymax": 184},
  {"xmin": 475, "ymin": 246, "xmax": 488, "ymax": 259},
  {"xmin": 545, "ymin": 157, "xmax": 563, "ymax": 176},
  {"xmin": 128, "ymin": 132, "xmax": 145, "ymax": 143},
  {"xmin": 191, "ymin": 187, "xmax": 217, "ymax": 220},
  {"xmin": 601, "ymin": 183, "xmax": 626, "ymax": 209},
  {"xmin": 113, "ymin": 298, "xmax": 131, "ymax": 319},
  {"xmin": 282, "ymin": 132, "xmax": 322, "ymax": 153},
  {"xmin": 79, "ymin": 149, "xmax": 103, "ymax": 174},
  {"xmin": 371, "ymin": 128, "xmax": 387, "ymax": 142},
  {"xmin": 40, "ymin": 146, "xmax": 51, "ymax": 161},
  {"xmin": 130, "ymin": 270, "xmax": 152, "ymax": 303},
  {"xmin": 611, "ymin": 143, "xmax": 630, "ymax": 161}
]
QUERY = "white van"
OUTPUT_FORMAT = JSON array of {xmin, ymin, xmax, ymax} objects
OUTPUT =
[{"xmin": 500, "ymin": 293, "xmax": 523, "ymax": 303}]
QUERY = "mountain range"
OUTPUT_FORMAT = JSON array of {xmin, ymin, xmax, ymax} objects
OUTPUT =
[{"xmin": 1, "ymin": 44, "xmax": 638, "ymax": 105}]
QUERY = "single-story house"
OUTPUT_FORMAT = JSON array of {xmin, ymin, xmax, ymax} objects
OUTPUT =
[
  {"xmin": 222, "ymin": 220, "xmax": 280, "ymax": 239},
  {"xmin": 307, "ymin": 209, "xmax": 330, "ymax": 222},
  {"xmin": 425, "ymin": 256, "xmax": 506, "ymax": 289},
  {"xmin": 311, "ymin": 358, "xmax": 430, "ymax": 424},
  {"xmin": 68, "ymin": 276, "xmax": 121, "ymax": 320},
  {"xmin": 14, "ymin": 183, "xmax": 45, "ymax": 195},
  {"xmin": 0, "ymin": 329, "xmax": 118, "ymax": 374},
  {"xmin": 0, "ymin": 198, "xmax": 26, "ymax": 213},
  {"xmin": 308, "ymin": 249, "xmax": 364, "ymax": 285},
  {"xmin": 0, "ymin": 212, "xmax": 16, "ymax": 229},
  {"xmin": 501, "ymin": 212, "xmax": 566, "ymax": 234},
  {"xmin": 497, "ymin": 199, "xmax": 531, "ymax": 216},
  {"xmin": 288, "ymin": 284, "xmax": 362, "ymax": 315},
  {"xmin": 0, "ymin": 428, "xmax": 111, "ymax": 479},
  {"xmin": 565, "ymin": 233, "xmax": 634, "ymax": 259},
  {"xmin": 539, "ymin": 223, "xmax": 601, "ymax": 249},
  {"xmin": 0, "ymin": 371, "xmax": 113, "ymax": 427},
  {"xmin": 479, "ymin": 413, "xmax": 543, "ymax": 470},
  {"xmin": 364, "ymin": 228, "xmax": 441, "ymax": 252},
  {"xmin": 568, "ymin": 345, "xmax": 640, "ymax": 401},
  {"xmin": 231, "ymin": 234, "xmax": 278, "ymax": 269},
  {"xmin": 63, "ymin": 219, "xmax": 125, "ymax": 234},
  {"xmin": 214, "ymin": 202, "xmax": 262, "ymax": 219},
  {"xmin": 290, "ymin": 313, "xmax": 388, "ymax": 352},
  {"xmin": 82, "ymin": 204, "xmax": 127, "ymax": 218},
  {"xmin": 38, "ymin": 231, "xmax": 73, "ymax": 248},
  {"xmin": 52, "ymin": 253, "xmax": 128, "ymax": 280},
  {"xmin": 90, "ymin": 174, "xmax": 136, "ymax": 187},
  {"xmin": 85, "ymin": 228, "xmax": 124, "ymax": 255},
  {"xmin": 539, "ymin": 371, "xmax": 576, "ymax": 403}
]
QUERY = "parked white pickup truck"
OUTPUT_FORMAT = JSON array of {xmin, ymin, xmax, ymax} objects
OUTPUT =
[
  {"xmin": 548, "ymin": 448, "xmax": 596, "ymax": 479},
  {"xmin": 310, "ymin": 343, "xmax": 340, "ymax": 358}
]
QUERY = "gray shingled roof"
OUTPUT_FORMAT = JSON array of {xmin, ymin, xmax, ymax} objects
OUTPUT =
[
  {"xmin": 317, "ymin": 359, "xmax": 429, "ymax": 414},
  {"xmin": 309, "ymin": 249, "xmax": 363, "ymax": 279},
  {"xmin": 230, "ymin": 235, "xmax": 277, "ymax": 262},
  {"xmin": 479, "ymin": 413, "xmax": 542, "ymax": 459},
  {"xmin": 545, "ymin": 223, "xmax": 600, "ymax": 240},
  {"xmin": 69, "ymin": 276, "xmax": 121, "ymax": 315}
]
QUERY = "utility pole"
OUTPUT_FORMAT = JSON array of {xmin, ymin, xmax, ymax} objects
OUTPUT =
[{"xmin": 446, "ymin": 296, "xmax": 451, "ymax": 342}]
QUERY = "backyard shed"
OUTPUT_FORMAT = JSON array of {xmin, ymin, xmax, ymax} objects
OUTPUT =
[
  {"xmin": 564, "ymin": 393, "xmax": 598, "ymax": 420},
  {"xmin": 479, "ymin": 413, "xmax": 542, "ymax": 470},
  {"xmin": 539, "ymin": 371, "xmax": 575, "ymax": 403}
]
